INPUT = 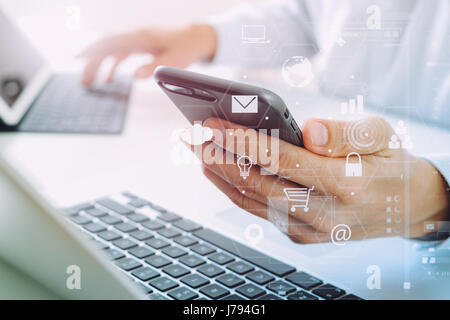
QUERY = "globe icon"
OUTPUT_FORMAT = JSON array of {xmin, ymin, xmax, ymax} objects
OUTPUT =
[{"xmin": 281, "ymin": 56, "xmax": 314, "ymax": 88}]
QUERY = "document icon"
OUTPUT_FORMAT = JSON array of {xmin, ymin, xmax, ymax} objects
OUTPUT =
[{"xmin": 232, "ymin": 95, "xmax": 258, "ymax": 113}]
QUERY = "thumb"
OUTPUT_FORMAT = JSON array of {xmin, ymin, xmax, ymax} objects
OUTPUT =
[{"xmin": 302, "ymin": 117, "xmax": 394, "ymax": 157}]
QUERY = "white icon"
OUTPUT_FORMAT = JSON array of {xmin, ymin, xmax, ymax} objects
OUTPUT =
[
  {"xmin": 386, "ymin": 227, "xmax": 392, "ymax": 233},
  {"xmin": 241, "ymin": 25, "xmax": 270, "ymax": 44},
  {"xmin": 237, "ymin": 155, "xmax": 253, "ymax": 179},
  {"xmin": 386, "ymin": 217, "xmax": 392, "ymax": 223},
  {"xmin": 366, "ymin": 265, "xmax": 381, "ymax": 290},
  {"xmin": 388, "ymin": 135, "xmax": 401, "ymax": 149},
  {"xmin": 232, "ymin": 95, "xmax": 258, "ymax": 113},
  {"xmin": 395, "ymin": 120, "xmax": 407, "ymax": 135},
  {"xmin": 283, "ymin": 186, "xmax": 315, "ymax": 212},
  {"xmin": 244, "ymin": 224, "xmax": 264, "ymax": 245},
  {"xmin": 425, "ymin": 223, "xmax": 435, "ymax": 231},
  {"xmin": 66, "ymin": 265, "xmax": 81, "ymax": 290},
  {"xmin": 180, "ymin": 123, "xmax": 213, "ymax": 146},
  {"xmin": 366, "ymin": 5, "xmax": 381, "ymax": 30},
  {"xmin": 430, "ymin": 257, "xmax": 436, "ymax": 264},
  {"xmin": 341, "ymin": 95, "xmax": 364, "ymax": 114},
  {"xmin": 66, "ymin": 5, "xmax": 81, "ymax": 31},
  {"xmin": 331, "ymin": 224, "xmax": 352, "ymax": 246},
  {"xmin": 403, "ymin": 282, "xmax": 411, "ymax": 290},
  {"xmin": 345, "ymin": 152, "xmax": 362, "ymax": 177},
  {"xmin": 336, "ymin": 37, "xmax": 346, "ymax": 47},
  {"xmin": 386, "ymin": 207, "xmax": 392, "ymax": 213},
  {"xmin": 281, "ymin": 56, "xmax": 314, "ymax": 88}
]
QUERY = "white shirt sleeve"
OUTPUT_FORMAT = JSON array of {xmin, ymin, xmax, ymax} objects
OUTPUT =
[{"xmin": 206, "ymin": 0, "xmax": 317, "ymax": 67}]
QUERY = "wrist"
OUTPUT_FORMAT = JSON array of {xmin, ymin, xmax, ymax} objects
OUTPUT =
[{"xmin": 187, "ymin": 24, "xmax": 217, "ymax": 62}]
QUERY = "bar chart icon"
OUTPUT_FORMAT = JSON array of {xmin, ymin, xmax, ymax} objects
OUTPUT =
[{"xmin": 341, "ymin": 95, "xmax": 364, "ymax": 114}]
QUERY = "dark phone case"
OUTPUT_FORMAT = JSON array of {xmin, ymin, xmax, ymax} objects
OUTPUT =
[{"xmin": 154, "ymin": 66, "xmax": 303, "ymax": 147}]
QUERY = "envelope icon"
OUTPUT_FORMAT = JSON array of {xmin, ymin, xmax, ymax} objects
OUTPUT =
[{"xmin": 232, "ymin": 95, "xmax": 258, "ymax": 113}]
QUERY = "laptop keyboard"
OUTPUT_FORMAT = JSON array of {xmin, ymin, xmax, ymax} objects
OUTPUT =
[
  {"xmin": 17, "ymin": 74, "xmax": 132, "ymax": 134},
  {"xmin": 65, "ymin": 192, "xmax": 362, "ymax": 300}
]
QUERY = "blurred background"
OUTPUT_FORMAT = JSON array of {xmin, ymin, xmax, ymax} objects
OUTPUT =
[{"xmin": 0, "ymin": 0, "xmax": 262, "ymax": 69}]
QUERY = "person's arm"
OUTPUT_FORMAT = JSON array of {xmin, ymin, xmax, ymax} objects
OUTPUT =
[{"xmin": 206, "ymin": 0, "xmax": 318, "ymax": 67}]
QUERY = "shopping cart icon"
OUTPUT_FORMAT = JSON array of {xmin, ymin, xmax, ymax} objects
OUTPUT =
[{"xmin": 283, "ymin": 186, "xmax": 315, "ymax": 212}]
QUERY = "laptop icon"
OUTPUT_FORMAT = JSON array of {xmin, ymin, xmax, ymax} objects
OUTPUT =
[{"xmin": 241, "ymin": 25, "xmax": 270, "ymax": 44}]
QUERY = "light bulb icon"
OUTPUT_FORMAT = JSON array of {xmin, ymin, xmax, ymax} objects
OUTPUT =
[{"xmin": 237, "ymin": 155, "xmax": 253, "ymax": 179}]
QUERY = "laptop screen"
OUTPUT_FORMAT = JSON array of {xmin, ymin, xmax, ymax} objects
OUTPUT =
[{"xmin": 0, "ymin": 8, "xmax": 49, "ymax": 125}]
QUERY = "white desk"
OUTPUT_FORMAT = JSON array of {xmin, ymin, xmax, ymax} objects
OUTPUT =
[{"xmin": 0, "ymin": 67, "xmax": 449, "ymax": 299}]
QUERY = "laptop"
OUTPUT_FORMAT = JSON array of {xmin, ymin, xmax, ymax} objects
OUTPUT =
[
  {"xmin": 0, "ymin": 7, "xmax": 132, "ymax": 134},
  {"xmin": 0, "ymin": 147, "xmax": 361, "ymax": 300}
]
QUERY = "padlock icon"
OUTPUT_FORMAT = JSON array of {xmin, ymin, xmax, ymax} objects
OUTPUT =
[{"xmin": 345, "ymin": 152, "xmax": 362, "ymax": 176}]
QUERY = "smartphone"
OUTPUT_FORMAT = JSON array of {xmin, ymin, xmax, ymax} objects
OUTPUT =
[{"xmin": 154, "ymin": 66, "xmax": 303, "ymax": 147}]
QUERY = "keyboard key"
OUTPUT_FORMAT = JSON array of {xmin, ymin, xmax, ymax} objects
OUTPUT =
[
  {"xmin": 168, "ymin": 287, "xmax": 198, "ymax": 300},
  {"xmin": 246, "ymin": 271, "xmax": 274, "ymax": 285},
  {"xmin": 226, "ymin": 261, "xmax": 254, "ymax": 275},
  {"xmin": 287, "ymin": 290, "xmax": 318, "ymax": 300},
  {"xmin": 149, "ymin": 204, "xmax": 167, "ymax": 213},
  {"xmin": 179, "ymin": 255, "xmax": 206, "ymax": 268},
  {"xmin": 339, "ymin": 294, "xmax": 363, "ymax": 300},
  {"xmin": 98, "ymin": 230, "xmax": 121, "ymax": 241},
  {"xmin": 163, "ymin": 264, "xmax": 190, "ymax": 278},
  {"xmin": 104, "ymin": 248, "xmax": 125, "ymax": 260},
  {"xmin": 197, "ymin": 264, "xmax": 225, "ymax": 278},
  {"xmin": 236, "ymin": 284, "xmax": 266, "ymax": 299},
  {"xmin": 191, "ymin": 244, "xmax": 215, "ymax": 256},
  {"xmin": 85, "ymin": 208, "xmax": 108, "ymax": 217},
  {"xmin": 96, "ymin": 198, "xmax": 134, "ymax": 215},
  {"xmin": 115, "ymin": 257, "xmax": 142, "ymax": 271},
  {"xmin": 70, "ymin": 215, "xmax": 92, "ymax": 225},
  {"xmin": 174, "ymin": 235, "xmax": 198, "ymax": 247},
  {"xmin": 162, "ymin": 246, "xmax": 187, "ymax": 258},
  {"xmin": 208, "ymin": 252, "xmax": 234, "ymax": 265},
  {"xmin": 157, "ymin": 212, "xmax": 182, "ymax": 222},
  {"xmin": 127, "ymin": 198, "xmax": 149, "ymax": 208},
  {"xmin": 112, "ymin": 238, "xmax": 138, "ymax": 250},
  {"xmin": 129, "ymin": 230, "xmax": 154, "ymax": 241},
  {"xmin": 114, "ymin": 222, "xmax": 138, "ymax": 233},
  {"xmin": 221, "ymin": 294, "xmax": 245, "ymax": 300},
  {"xmin": 137, "ymin": 283, "xmax": 153, "ymax": 294},
  {"xmin": 142, "ymin": 220, "xmax": 165, "ymax": 231},
  {"xmin": 312, "ymin": 284, "xmax": 346, "ymax": 300},
  {"xmin": 100, "ymin": 215, "xmax": 122, "ymax": 225},
  {"xmin": 266, "ymin": 280, "xmax": 296, "ymax": 296},
  {"xmin": 148, "ymin": 293, "xmax": 168, "ymax": 300},
  {"xmin": 258, "ymin": 294, "xmax": 283, "ymax": 300},
  {"xmin": 65, "ymin": 202, "xmax": 94, "ymax": 215},
  {"xmin": 145, "ymin": 238, "xmax": 170, "ymax": 250},
  {"xmin": 173, "ymin": 219, "xmax": 202, "ymax": 232},
  {"xmin": 129, "ymin": 246, "xmax": 154, "ymax": 259},
  {"xmin": 83, "ymin": 222, "xmax": 107, "ymax": 233},
  {"xmin": 194, "ymin": 228, "xmax": 295, "ymax": 277},
  {"xmin": 145, "ymin": 255, "xmax": 172, "ymax": 268},
  {"xmin": 127, "ymin": 212, "xmax": 149, "ymax": 223},
  {"xmin": 149, "ymin": 277, "xmax": 178, "ymax": 292},
  {"xmin": 216, "ymin": 274, "xmax": 245, "ymax": 288},
  {"xmin": 158, "ymin": 228, "xmax": 181, "ymax": 239},
  {"xmin": 200, "ymin": 284, "xmax": 229, "ymax": 299},
  {"xmin": 131, "ymin": 267, "xmax": 159, "ymax": 281},
  {"xmin": 94, "ymin": 240, "xmax": 108, "ymax": 250},
  {"xmin": 180, "ymin": 274, "xmax": 209, "ymax": 289},
  {"xmin": 285, "ymin": 271, "xmax": 323, "ymax": 290}
]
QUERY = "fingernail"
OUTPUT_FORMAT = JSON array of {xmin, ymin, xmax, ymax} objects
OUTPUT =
[{"xmin": 309, "ymin": 121, "xmax": 328, "ymax": 146}]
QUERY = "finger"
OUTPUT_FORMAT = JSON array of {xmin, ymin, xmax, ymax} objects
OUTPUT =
[
  {"xmin": 81, "ymin": 55, "xmax": 105, "ymax": 86},
  {"xmin": 302, "ymin": 117, "xmax": 394, "ymax": 157},
  {"xmin": 202, "ymin": 166, "xmax": 268, "ymax": 220},
  {"xmin": 203, "ymin": 117, "xmax": 339, "ymax": 192},
  {"xmin": 106, "ymin": 52, "xmax": 129, "ymax": 83}
]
